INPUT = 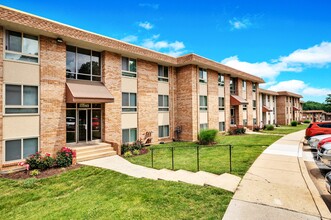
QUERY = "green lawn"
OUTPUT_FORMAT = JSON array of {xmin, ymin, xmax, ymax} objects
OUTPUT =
[
  {"xmin": 128, "ymin": 134, "xmax": 282, "ymax": 177},
  {"xmin": 261, "ymin": 124, "xmax": 308, "ymax": 135},
  {"xmin": 0, "ymin": 166, "xmax": 232, "ymax": 219}
]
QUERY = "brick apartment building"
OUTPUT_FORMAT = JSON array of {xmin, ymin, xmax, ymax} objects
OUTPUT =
[
  {"xmin": 259, "ymin": 89, "xmax": 278, "ymax": 126},
  {"xmin": 302, "ymin": 110, "xmax": 329, "ymax": 122},
  {"xmin": 0, "ymin": 6, "xmax": 267, "ymax": 169},
  {"xmin": 276, "ymin": 91, "xmax": 303, "ymax": 125}
]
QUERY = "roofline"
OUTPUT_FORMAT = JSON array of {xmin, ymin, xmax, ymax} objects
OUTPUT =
[
  {"xmin": 277, "ymin": 91, "xmax": 303, "ymax": 98},
  {"xmin": 0, "ymin": 5, "xmax": 264, "ymax": 83},
  {"xmin": 258, "ymin": 88, "xmax": 279, "ymax": 95}
]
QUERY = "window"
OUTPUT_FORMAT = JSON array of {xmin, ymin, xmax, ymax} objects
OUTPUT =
[
  {"xmin": 159, "ymin": 125, "xmax": 170, "ymax": 138},
  {"xmin": 158, "ymin": 95, "xmax": 169, "ymax": 111},
  {"xmin": 286, "ymin": 97, "xmax": 288, "ymax": 102},
  {"xmin": 242, "ymin": 80, "xmax": 246, "ymax": 91},
  {"xmin": 122, "ymin": 93, "xmax": 137, "ymax": 112},
  {"xmin": 199, "ymin": 68, "xmax": 207, "ymax": 83},
  {"xmin": 158, "ymin": 65, "xmax": 169, "ymax": 82},
  {"xmin": 5, "ymin": 30, "xmax": 39, "ymax": 63},
  {"xmin": 219, "ymin": 122, "xmax": 225, "ymax": 131},
  {"xmin": 253, "ymin": 118, "xmax": 257, "ymax": 125},
  {"xmin": 273, "ymin": 96, "xmax": 275, "ymax": 103},
  {"xmin": 230, "ymin": 78, "xmax": 236, "ymax": 94},
  {"xmin": 5, "ymin": 84, "xmax": 38, "ymax": 114},
  {"xmin": 243, "ymin": 119, "xmax": 247, "ymax": 126},
  {"xmin": 218, "ymin": 97, "xmax": 225, "ymax": 111},
  {"xmin": 5, "ymin": 138, "xmax": 38, "ymax": 162},
  {"xmin": 122, "ymin": 128, "xmax": 137, "ymax": 143},
  {"xmin": 243, "ymin": 104, "xmax": 247, "ymax": 111},
  {"xmin": 218, "ymin": 73, "xmax": 224, "ymax": 86},
  {"xmin": 66, "ymin": 46, "xmax": 101, "ymax": 81},
  {"xmin": 200, "ymin": 96, "xmax": 208, "ymax": 111},
  {"xmin": 200, "ymin": 123, "xmax": 208, "ymax": 130},
  {"xmin": 252, "ymin": 83, "xmax": 256, "ymax": 92},
  {"xmin": 253, "ymin": 100, "xmax": 256, "ymax": 110},
  {"xmin": 122, "ymin": 57, "xmax": 137, "ymax": 77},
  {"xmin": 267, "ymin": 95, "xmax": 270, "ymax": 102}
]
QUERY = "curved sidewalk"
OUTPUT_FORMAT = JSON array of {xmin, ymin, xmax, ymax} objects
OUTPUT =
[{"xmin": 223, "ymin": 130, "xmax": 331, "ymax": 220}]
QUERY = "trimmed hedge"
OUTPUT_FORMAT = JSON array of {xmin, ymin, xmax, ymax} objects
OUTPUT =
[
  {"xmin": 291, "ymin": 121, "xmax": 298, "ymax": 126},
  {"xmin": 198, "ymin": 129, "xmax": 218, "ymax": 145}
]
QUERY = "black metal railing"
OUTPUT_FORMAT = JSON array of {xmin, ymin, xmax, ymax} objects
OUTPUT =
[{"xmin": 150, "ymin": 144, "xmax": 268, "ymax": 174}]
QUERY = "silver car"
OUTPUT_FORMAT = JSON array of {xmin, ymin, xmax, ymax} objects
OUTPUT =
[
  {"xmin": 308, "ymin": 134, "xmax": 331, "ymax": 149},
  {"xmin": 318, "ymin": 142, "xmax": 331, "ymax": 167}
]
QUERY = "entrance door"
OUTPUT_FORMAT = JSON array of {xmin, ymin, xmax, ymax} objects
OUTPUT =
[
  {"xmin": 79, "ymin": 110, "xmax": 87, "ymax": 142},
  {"xmin": 230, "ymin": 107, "xmax": 236, "ymax": 125}
]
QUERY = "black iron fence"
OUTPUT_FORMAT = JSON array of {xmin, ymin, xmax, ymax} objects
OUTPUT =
[{"xmin": 150, "ymin": 144, "xmax": 268, "ymax": 174}]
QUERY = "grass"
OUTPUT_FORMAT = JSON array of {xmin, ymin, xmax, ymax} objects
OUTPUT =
[
  {"xmin": 260, "ymin": 124, "xmax": 307, "ymax": 135},
  {"xmin": 0, "ymin": 166, "xmax": 233, "ymax": 219},
  {"xmin": 128, "ymin": 134, "xmax": 282, "ymax": 177}
]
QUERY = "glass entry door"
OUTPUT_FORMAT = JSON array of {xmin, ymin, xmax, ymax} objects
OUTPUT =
[{"xmin": 78, "ymin": 110, "xmax": 92, "ymax": 142}]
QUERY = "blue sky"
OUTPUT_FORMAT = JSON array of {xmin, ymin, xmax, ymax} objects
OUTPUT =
[{"xmin": 2, "ymin": 0, "xmax": 331, "ymax": 102}]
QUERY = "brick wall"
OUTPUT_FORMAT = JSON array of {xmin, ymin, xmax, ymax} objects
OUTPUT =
[
  {"xmin": 246, "ymin": 81, "xmax": 253, "ymax": 127},
  {"xmin": 176, "ymin": 65, "xmax": 198, "ymax": 141},
  {"xmin": 256, "ymin": 84, "xmax": 260, "ymax": 126},
  {"xmin": 102, "ymin": 51, "xmax": 122, "ymax": 153},
  {"xmin": 169, "ymin": 66, "xmax": 177, "ymax": 140},
  {"xmin": 237, "ymin": 79, "xmax": 243, "ymax": 126},
  {"xmin": 276, "ymin": 96, "xmax": 286, "ymax": 125},
  {"xmin": 0, "ymin": 26, "xmax": 3, "ymax": 168},
  {"xmin": 137, "ymin": 59, "xmax": 159, "ymax": 143},
  {"xmin": 207, "ymin": 69, "xmax": 219, "ymax": 130},
  {"xmin": 40, "ymin": 36, "xmax": 66, "ymax": 155}
]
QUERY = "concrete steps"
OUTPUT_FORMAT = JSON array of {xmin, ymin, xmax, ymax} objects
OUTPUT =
[
  {"xmin": 80, "ymin": 156, "xmax": 241, "ymax": 192},
  {"xmin": 69, "ymin": 143, "xmax": 117, "ymax": 162}
]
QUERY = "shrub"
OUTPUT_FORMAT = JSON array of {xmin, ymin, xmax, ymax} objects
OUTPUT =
[
  {"xmin": 56, "ymin": 147, "xmax": 75, "ymax": 167},
  {"xmin": 291, "ymin": 121, "xmax": 298, "ymax": 126},
  {"xmin": 30, "ymin": 169, "xmax": 40, "ymax": 177},
  {"xmin": 265, "ymin": 125, "xmax": 274, "ymax": 130},
  {"xmin": 123, "ymin": 151, "xmax": 133, "ymax": 157},
  {"xmin": 140, "ymin": 148, "xmax": 149, "ymax": 155},
  {"xmin": 198, "ymin": 129, "xmax": 218, "ymax": 145},
  {"xmin": 229, "ymin": 127, "xmax": 246, "ymax": 135},
  {"xmin": 121, "ymin": 141, "xmax": 145, "ymax": 154},
  {"xmin": 303, "ymin": 120, "xmax": 311, "ymax": 124},
  {"xmin": 132, "ymin": 149, "xmax": 140, "ymax": 155},
  {"xmin": 26, "ymin": 152, "xmax": 55, "ymax": 170},
  {"xmin": 253, "ymin": 126, "xmax": 261, "ymax": 132}
]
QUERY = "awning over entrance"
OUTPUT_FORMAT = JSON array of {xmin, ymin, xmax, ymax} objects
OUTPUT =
[
  {"xmin": 230, "ymin": 95, "xmax": 248, "ymax": 106},
  {"xmin": 293, "ymin": 106, "xmax": 300, "ymax": 111},
  {"xmin": 66, "ymin": 79, "xmax": 114, "ymax": 103},
  {"xmin": 262, "ymin": 105, "xmax": 273, "ymax": 112}
]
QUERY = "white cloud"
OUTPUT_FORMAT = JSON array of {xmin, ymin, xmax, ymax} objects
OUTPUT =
[
  {"xmin": 280, "ymin": 42, "xmax": 331, "ymax": 65},
  {"xmin": 121, "ymin": 35, "xmax": 138, "ymax": 43},
  {"xmin": 266, "ymin": 80, "xmax": 331, "ymax": 97},
  {"xmin": 229, "ymin": 18, "xmax": 251, "ymax": 30},
  {"xmin": 142, "ymin": 38, "xmax": 186, "ymax": 57},
  {"xmin": 139, "ymin": 3, "xmax": 159, "ymax": 9},
  {"xmin": 221, "ymin": 56, "xmax": 301, "ymax": 81},
  {"xmin": 139, "ymin": 21, "xmax": 153, "ymax": 30}
]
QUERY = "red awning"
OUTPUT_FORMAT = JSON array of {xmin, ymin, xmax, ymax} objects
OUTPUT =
[
  {"xmin": 293, "ymin": 106, "xmax": 300, "ymax": 111},
  {"xmin": 66, "ymin": 79, "xmax": 114, "ymax": 103},
  {"xmin": 262, "ymin": 105, "xmax": 273, "ymax": 112},
  {"xmin": 230, "ymin": 95, "xmax": 248, "ymax": 106}
]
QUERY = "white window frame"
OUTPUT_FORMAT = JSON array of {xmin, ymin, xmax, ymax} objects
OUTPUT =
[
  {"xmin": 158, "ymin": 65, "xmax": 169, "ymax": 82},
  {"xmin": 122, "ymin": 57, "xmax": 137, "ymax": 78},
  {"xmin": 243, "ymin": 104, "xmax": 247, "ymax": 111},
  {"xmin": 3, "ymin": 136, "xmax": 39, "ymax": 163},
  {"xmin": 4, "ymin": 29, "xmax": 39, "ymax": 64},
  {"xmin": 252, "ymin": 83, "xmax": 256, "ymax": 92},
  {"xmin": 242, "ymin": 80, "xmax": 246, "ymax": 91},
  {"xmin": 200, "ymin": 95, "xmax": 208, "ymax": 111},
  {"xmin": 199, "ymin": 68, "xmax": 207, "ymax": 83},
  {"xmin": 158, "ymin": 95, "xmax": 169, "ymax": 112},
  {"xmin": 218, "ymin": 73, "xmax": 224, "ymax": 86},
  {"xmin": 122, "ymin": 92, "xmax": 137, "ymax": 112},
  {"xmin": 122, "ymin": 128, "xmax": 137, "ymax": 143},
  {"xmin": 253, "ymin": 100, "xmax": 256, "ymax": 110},
  {"xmin": 200, "ymin": 123, "xmax": 208, "ymax": 130},
  {"xmin": 4, "ymin": 84, "xmax": 39, "ymax": 115},
  {"xmin": 219, "ymin": 121, "xmax": 225, "ymax": 131},
  {"xmin": 218, "ymin": 97, "xmax": 225, "ymax": 111}
]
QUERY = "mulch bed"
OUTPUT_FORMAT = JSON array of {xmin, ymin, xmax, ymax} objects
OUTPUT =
[{"xmin": 0, "ymin": 164, "xmax": 83, "ymax": 180}]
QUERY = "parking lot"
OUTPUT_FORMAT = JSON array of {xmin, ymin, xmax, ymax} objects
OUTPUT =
[{"xmin": 302, "ymin": 143, "xmax": 331, "ymax": 211}]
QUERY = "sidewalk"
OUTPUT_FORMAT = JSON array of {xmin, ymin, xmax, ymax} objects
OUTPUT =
[{"xmin": 223, "ymin": 130, "xmax": 331, "ymax": 220}]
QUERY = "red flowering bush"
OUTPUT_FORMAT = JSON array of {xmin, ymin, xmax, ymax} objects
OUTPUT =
[
  {"xmin": 25, "ymin": 152, "xmax": 55, "ymax": 170},
  {"xmin": 55, "ymin": 147, "xmax": 75, "ymax": 167}
]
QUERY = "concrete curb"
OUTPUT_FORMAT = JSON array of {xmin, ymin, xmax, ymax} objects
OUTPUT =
[{"xmin": 298, "ymin": 139, "xmax": 331, "ymax": 219}]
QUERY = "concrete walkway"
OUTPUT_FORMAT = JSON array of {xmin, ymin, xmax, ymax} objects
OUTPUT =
[
  {"xmin": 80, "ymin": 155, "xmax": 241, "ymax": 192},
  {"xmin": 223, "ymin": 130, "xmax": 331, "ymax": 220}
]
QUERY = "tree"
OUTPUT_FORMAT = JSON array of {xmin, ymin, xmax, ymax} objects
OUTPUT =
[{"xmin": 325, "ymin": 94, "xmax": 331, "ymax": 112}]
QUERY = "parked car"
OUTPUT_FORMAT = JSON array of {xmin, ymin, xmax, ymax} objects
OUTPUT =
[
  {"xmin": 318, "ymin": 142, "xmax": 331, "ymax": 167},
  {"xmin": 305, "ymin": 121, "xmax": 331, "ymax": 139},
  {"xmin": 308, "ymin": 134, "xmax": 331, "ymax": 150},
  {"xmin": 325, "ymin": 172, "xmax": 331, "ymax": 194},
  {"xmin": 317, "ymin": 137, "xmax": 331, "ymax": 150}
]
